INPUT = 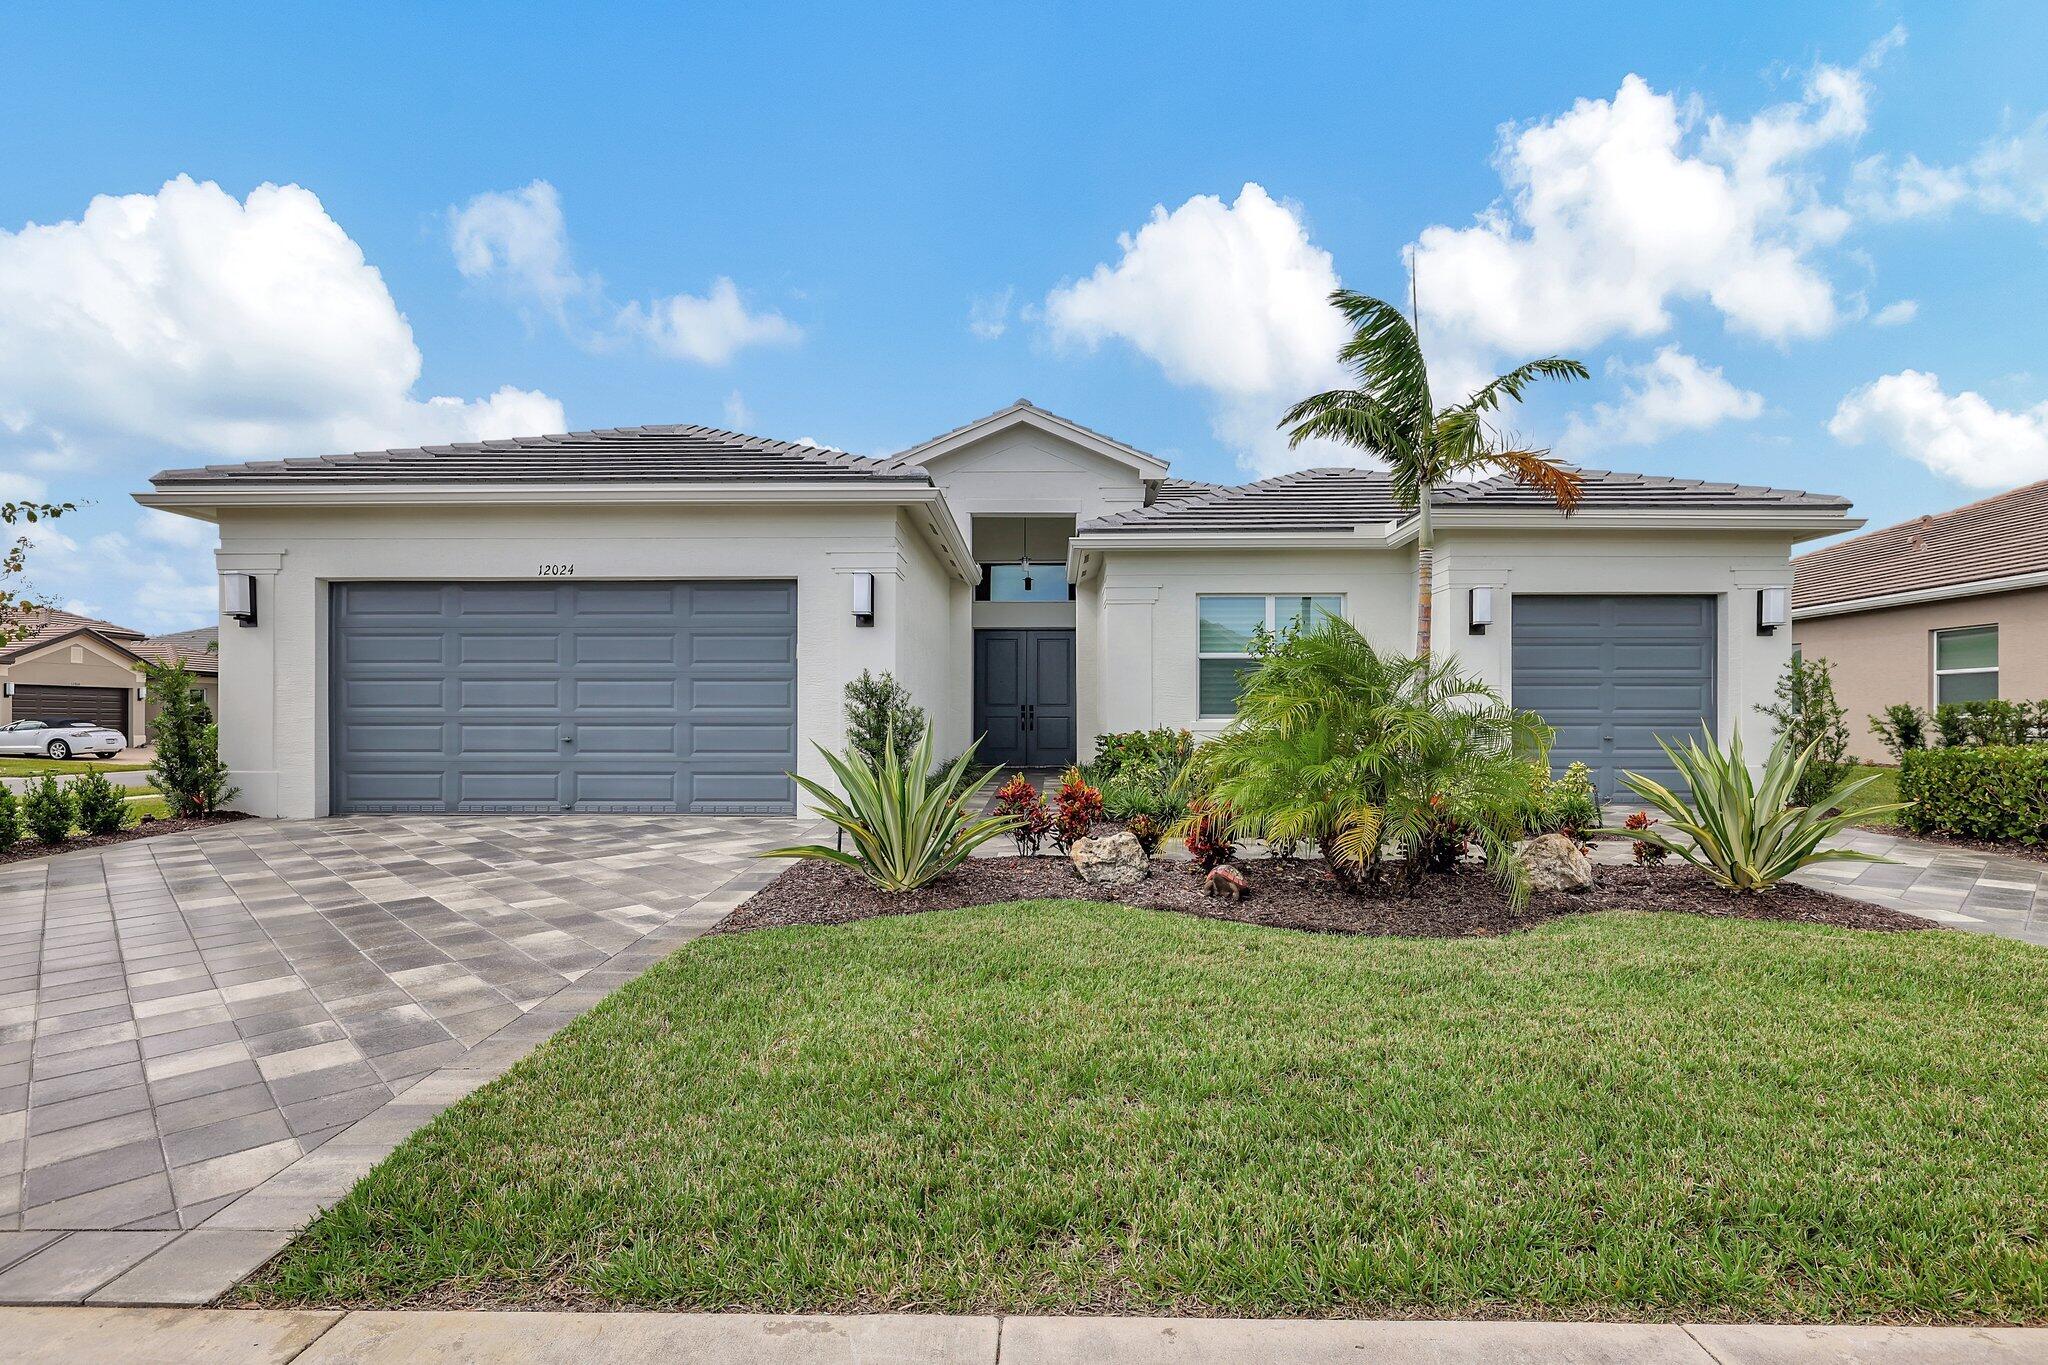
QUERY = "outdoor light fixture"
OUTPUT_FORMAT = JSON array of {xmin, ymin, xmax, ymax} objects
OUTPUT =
[
  {"xmin": 851, "ymin": 571, "xmax": 875, "ymax": 627},
  {"xmin": 1, "ymin": 683, "xmax": 12, "ymax": 698},
  {"xmin": 1469, "ymin": 585, "xmax": 1495, "ymax": 635},
  {"xmin": 1018, "ymin": 555, "xmax": 1033, "ymax": 594},
  {"xmin": 222, "ymin": 572, "xmax": 258, "ymax": 626},
  {"xmin": 136, "ymin": 685, "xmax": 147, "ymax": 701},
  {"xmin": 1758, "ymin": 586, "xmax": 1789, "ymax": 635}
]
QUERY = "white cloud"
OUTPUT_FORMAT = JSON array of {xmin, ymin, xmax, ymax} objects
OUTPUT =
[
  {"xmin": 1829, "ymin": 370, "xmax": 2048, "ymax": 488},
  {"xmin": 722, "ymin": 390, "xmax": 752, "ymax": 429},
  {"xmin": 450, "ymin": 180, "xmax": 800, "ymax": 366},
  {"xmin": 968, "ymin": 287, "xmax": 1013, "ymax": 339},
  {"xmin": 615, "ymin": 277, "xmax": 801, "ymax": 366},
  {"xmin": 15, "ymin": 522, "xmax": 216, "ymax": 634},
  {"xmin": 1852, "ymin": 115, "xmax": 2048, "ymax": 223},
  {"xmin": 1871, "ymin": 299, "xmax": 1918, "ymax": 326},
  {"xmin": 1044, "ymin": 183, "xmax": 1350, "ymax": 476},
  {"xmin": 1562, "ymin": 347, "xmax": 1763, "ymax": 452},
  {"xmin": 1406, "ymin": 41, "xmax": 1893, "ymax": 392},
  {"xmin": 0, "ymin": 175, "xmax": 564, "ymax": 464}
]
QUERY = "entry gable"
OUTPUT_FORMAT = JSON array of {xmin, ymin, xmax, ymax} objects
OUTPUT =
[{"xmin": 888, "ymin": 401, "xmax": 1166, "ymax": 523}]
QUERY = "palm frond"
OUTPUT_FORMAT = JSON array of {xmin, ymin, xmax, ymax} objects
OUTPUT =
[{"xmin": 1459, "ymin": 357, "xmax": 1591, "ymax": 415}]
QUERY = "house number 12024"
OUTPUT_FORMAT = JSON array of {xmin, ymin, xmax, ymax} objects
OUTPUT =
[{"xmin": 538, "ymin": 563, "xmax": 575, "ymax": 577}]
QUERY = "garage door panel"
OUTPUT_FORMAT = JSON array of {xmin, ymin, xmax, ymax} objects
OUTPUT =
[
  {"xmin": 331, "ymin": 580, "xmax": 795, "ymax": 814},
  {"xmin": 12, "ymin": 684, "xmax": 129, "ymax": 731}
]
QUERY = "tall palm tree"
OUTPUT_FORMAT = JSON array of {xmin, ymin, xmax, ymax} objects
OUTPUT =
[{"xmin": 1280, "ymin": 290, "xmax": 1589, "ymax": 656}]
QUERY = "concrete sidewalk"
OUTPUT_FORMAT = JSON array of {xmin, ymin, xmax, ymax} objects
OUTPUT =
[{"xmin": 8, "ymin": 1307, "xmax": 2046, "ymax": 1362}]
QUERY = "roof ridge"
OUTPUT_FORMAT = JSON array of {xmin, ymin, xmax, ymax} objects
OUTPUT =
[{"xmin": 1794, "ymin": 476, "xmax": 2048, "ymax": 563}]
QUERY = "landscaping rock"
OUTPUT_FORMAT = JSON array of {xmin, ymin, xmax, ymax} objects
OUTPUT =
[
  {"xmin": 1071, "ymin": 830, "xmax": 1149, "ymax": 886},
  {"xmin": 1516, "ymin": 832, "xmax": 1594, "ymax": 892},
  {"xmin": 1204, "ymin": 865, "xmax": 1248, "ymax": 900}
]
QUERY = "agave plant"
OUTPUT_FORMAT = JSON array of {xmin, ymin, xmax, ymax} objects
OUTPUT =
[
  {"xmin": 1610, "ymin": 727, "xmax": 1905, "ymax": 894},
  {"xmin": 760, "ymin": 729, "xmax": 1015, "ymax": 892}
]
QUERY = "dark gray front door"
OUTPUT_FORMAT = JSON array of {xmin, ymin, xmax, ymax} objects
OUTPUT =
[
  {"xmin": 973, "ymin": 629, "xmax": 1076, "ymax": 769},
  {"xmin": 1511, "ymin": 595, "xmax": 1716, "ymax": 801},
  {"xmin": 330, "ymin": 581, "xmax": 796, "ymax": 814}
]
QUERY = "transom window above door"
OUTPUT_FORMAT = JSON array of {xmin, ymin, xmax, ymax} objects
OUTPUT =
[
  {"xmin": 976, "ymin": 562, "xmax": 1074, "ymax": 602},
  {"xmin": 1198, "ymin": 594, "xmax": 1344, "ymax": 717},
  {"xmin": 1933, "ymin": 625, "xmax": 1998, "ymax": 704}
]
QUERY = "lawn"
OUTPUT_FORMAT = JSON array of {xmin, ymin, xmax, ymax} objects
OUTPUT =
[
  {"xmin": 1852, "ymin": 763, "xmax": 1903, "ymax": 829},
  {"xmin": 245, "ymin": 901, "xmax": 2048, "ymax": 1323},
  {"xmin": 0, "ymin": 756, "xmax": 148, "ymax": 776}
]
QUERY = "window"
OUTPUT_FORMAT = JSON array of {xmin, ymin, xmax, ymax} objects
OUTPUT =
[
  {"xmin": 1933, "ymin": 625, "xmax": 1998, "ymax": 704},
  {"xmin": 1198, "ymin": 594, "xmax": 1344, "ymax": 716},
  {"xmin": 975, "ymin": 563, "xmax": 1073, "ymax": 602}
]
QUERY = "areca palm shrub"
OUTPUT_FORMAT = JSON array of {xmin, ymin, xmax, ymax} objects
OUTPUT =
[{"xmin": 1175, "ymin": 616, "xmax": 1553, "ymax": 901}]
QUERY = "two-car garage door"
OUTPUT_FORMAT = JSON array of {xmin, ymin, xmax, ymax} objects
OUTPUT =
[
  {"xmin": 1511, "ymin": 595, "xmax": 1716, "ymax": 801},
  {"xmin": 330, "ymin": 581, "xmax": 796, "ymax": 814}
]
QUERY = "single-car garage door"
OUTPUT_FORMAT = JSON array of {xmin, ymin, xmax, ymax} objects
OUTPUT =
[
  {"xmin": 14, "ymin": 684, "xmax": 129, "ymax": 732},
  {"xmin": 330, "ymin": 581, "xmax": 796, "ymax": 814},
  {"xmin": 1511, "ymin": 595, "xmax": 1716, "ymax": 801}
]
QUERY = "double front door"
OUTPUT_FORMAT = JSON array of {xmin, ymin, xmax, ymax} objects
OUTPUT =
[{"xmin": 973, "ymin": 629, "xmax": 1076, "ymax": 768}]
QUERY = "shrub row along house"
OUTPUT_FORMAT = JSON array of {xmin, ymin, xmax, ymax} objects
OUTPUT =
[
  {"xmin": 0, "ymin": 606, "xmax": 219, "ymax": 743},
  {"xmin": 135, "ymin": 400, "xmax": 1859, "ymax": 817}
]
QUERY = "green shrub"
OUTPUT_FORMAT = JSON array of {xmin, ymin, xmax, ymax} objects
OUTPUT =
[
  {"xmin": 760, "ymin": 729, "xmax": 1012, "ymax": 891},
  {"xmin": 1899, "ymin": 744, "xmax": 2048, "ymax": 845},
  {"xmin": 1173, "ymin": 616, "xmax": 1550, "ymax": 900},
  {"xmin": 22, "ymin": 777, "xmax": 73, "ymax": 845},
  {"xmin": 67, "ymin": 770, "xmax": 128, "ymax": 836},
  {"xmin": 843, "ymin": 670, "xmax": 926, "ymax": 774},
  {"xmin": 1931, "ymin": 699, "xmax": 2034, "ymax": 749},
  {"xmin": 0, "ymin": 788, "xmax": 18, "ymax": 853},
  {"xmin": 1868, "ymin": 703, "xmax": 1927, "ymax": 763},
  {"xmin": 1086, "ymin": 728, "xmax": 1194, "ymax": 784},
  {"xmin": 1610, "ymin": 728, "xmax": 1901, "ymax": 893},
  {"xmin": 1756, "ymin": 655, "xmax": 1850, "ymax": 808},
  {"xmin": 145, "ymin": 658, "xmax": 238, "ymax": 816}
]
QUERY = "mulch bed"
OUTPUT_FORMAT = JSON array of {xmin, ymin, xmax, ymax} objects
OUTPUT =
[
  {"xmin": 718, "ymin": 853, "xmax": 1931, "ymax": 939},
  {"xmin": 0, "ymin": 812, "xmax": 252, "ymax": 868}
]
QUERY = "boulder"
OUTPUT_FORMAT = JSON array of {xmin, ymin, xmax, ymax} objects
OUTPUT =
[
  {"xmin": 1071, "ymin": 830, "xmax": 1149, "ymax": 886},
  {"xmin": 1515, "ymin": 832, "xmax": 1594, "ymax": 892}
]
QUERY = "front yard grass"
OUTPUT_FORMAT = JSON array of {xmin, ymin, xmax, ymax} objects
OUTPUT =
[
  {"xmin": 246, "ymin": 901, "xmax": 2048, "ymax": 1322},
  {"xmin": 0, "ymin": 756, "xmax": 148, "ymax": 776}
]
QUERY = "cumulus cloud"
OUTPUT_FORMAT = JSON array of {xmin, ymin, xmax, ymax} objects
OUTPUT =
[
  {"xmin": 1405, "ymin": 41, "xmax": 1893, "ymax": 394},
  {"xmin": 1829, "ymin": 370, "xmax": 2048, "ymax": 488},
  {"xmin": 0, "ymin": 175, "xmax": 564, "ymax": 463},
  {"xmin": 1871, "ymin": 299, "xmax": 1918, "ymax": 326},
  {"xmin": 449, "ymin": 179, "xmax": 800, "ymax": 365},
  {"xmin": 15, "ymin": 522, "xmax": 217, "ymax": 634},
  {"xmin": 1562, "ymin": 347, "xmax": 1764, "ymax": 452},
  {"xmin": 1044, "ymin": 183, "xmax": 1350, "ymax": 475},
  {"xmin": 1852, "ymin": 115, "xmax": 2048, "ymax": 223},
  {"xmin": 968, "ymin": 287, "xmax": 1013, "ymax": 340}
]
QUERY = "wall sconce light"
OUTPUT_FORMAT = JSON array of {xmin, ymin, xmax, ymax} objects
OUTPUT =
[
  {"xmin": 136, "ymin": 685, "xmax": 148, "ymax": 701},
  {"xmin": 2, "ymin": 682, "xmax": 12, "ymax": 698},
  {"xmin": 1757, "ymin": 586, "xmax": 1789, "ymax": 635},
  {"xmin": 222, "ymin": 572, "xmax": 258, "ymax": 626},
  {"xmin": 1468, "ymin": 586, "xmax": 1495, "ymax": 635},
  {"xmin": 851, "ymin": 571, "xmax": 875, "ymax": 627}
]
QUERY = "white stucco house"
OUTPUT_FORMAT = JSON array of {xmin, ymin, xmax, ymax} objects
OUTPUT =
[{"xmin": 135, "ymin": 401, "xmax": 1859, "ymax": 818}]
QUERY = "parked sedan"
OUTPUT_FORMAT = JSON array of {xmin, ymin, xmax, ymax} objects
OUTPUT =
[{"xmin": 0, "ymin": 719, "xmax": 128, "ymax": 760}]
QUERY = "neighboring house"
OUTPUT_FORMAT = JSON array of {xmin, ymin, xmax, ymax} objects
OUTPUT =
[
  {"xmin": 134, "ymin": 624, "xmax": 223, "ymax": 733},
  {"xmin": 1793, "ymin": 479, "xmax": 2048, "ymax": 761},
  {"xmin": 135, "ymin": 400, "xmax": 1858, "ymax": 816},
  {"xmin": 0, "ymin": 608, "xmax": 221, "ymax": 745}
]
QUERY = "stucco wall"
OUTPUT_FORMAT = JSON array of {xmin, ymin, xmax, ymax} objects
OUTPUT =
[
  {"xmin": 891, "ymin": 508, "xmax": 973, "ymax": 762},
  {"xmin": 212, "ymin": 502, "xmax": 948, "ymax": 818},
  {"xmin": 916, "ymin": 427, "xmax": 1147, "ymax": 533},
  {"xmin": 1793, "ymin": 585, "xmax": 2048, "ymax": 761},
  {"xmin": 0, "ymin": 636, "xmax": 148, "ymax": 741}
]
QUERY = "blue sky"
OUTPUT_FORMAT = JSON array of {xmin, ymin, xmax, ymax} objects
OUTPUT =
[{"xmin": 5, "ymin": 1, "xmax": 2047, "ymax": 631}]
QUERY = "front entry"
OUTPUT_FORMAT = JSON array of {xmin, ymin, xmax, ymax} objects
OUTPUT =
[{"xmin": 973, "ymin": 629, "xmax": 1076, "ymax": 769}]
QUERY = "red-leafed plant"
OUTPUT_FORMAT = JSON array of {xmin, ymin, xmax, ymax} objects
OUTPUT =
[
  {"xmin": 1050, "ymin": 768, "xmax": 1105, "ymax": 853},
  {"xmin": 1124, "ymin": 813, "xmax": 1164, "ymax": 855},
  {"xmin": 994, "ymin": 774, "xmax": 1051, "ymax": 856},
  {"xmin": 1181, "ymin": 796, "xmax": 1236, "ymax": 871},
  {"xmin": 1624, "ymin": 809, "xmax": 1667, "ymax": 864}
]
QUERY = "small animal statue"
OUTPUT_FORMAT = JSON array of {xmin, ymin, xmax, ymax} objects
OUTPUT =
[{"xmin": 1203, "ymin": 865, "xmax": 1248, "ymax": 901}]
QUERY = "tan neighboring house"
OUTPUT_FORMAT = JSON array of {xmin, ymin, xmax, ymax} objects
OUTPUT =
[
  {"xmin": 0, "ymin": 608, "xmax": 219, "ymax": 745},
  {"xmin": 1793, "ymin": 480, "xmax": 2048, "ymax": 761}
]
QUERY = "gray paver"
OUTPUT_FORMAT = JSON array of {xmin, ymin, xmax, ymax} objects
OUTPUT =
[
  {"xmin": 8, "ymin": 1305, "xmax": 341, "ymax": 1362},
  {"xmin": 0, "ymin": 1231, "xmax": 177, "ymax": 1302},
  {"xmin": 1003, "ymin": 1316, "xmax": 1715, "ymax": 1363},
  {"xmin": 88, "ymin": 1228, "xmax": 297, "ymax": 1306},
  {"xmin": 1685, "ymin": 1323, "xmax": 2048, "ymax": 1363}
]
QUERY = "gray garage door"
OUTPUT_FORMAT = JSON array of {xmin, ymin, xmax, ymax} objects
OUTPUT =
[
  {"xmin": 13, "ymin": 684, "xmax": 129, "ymax": 732},
  {"xmin": 1511, "ymin": 595, "xmax": 1716, "ymax": 801},
  {"xmin": 330, "ymin": 581, "xmax": 796, "ymax": 814}
]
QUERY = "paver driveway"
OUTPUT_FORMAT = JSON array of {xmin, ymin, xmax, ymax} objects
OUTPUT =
[{"xmin": 0, "ymin": 813, "xmax": 801, "ymax": 1302}]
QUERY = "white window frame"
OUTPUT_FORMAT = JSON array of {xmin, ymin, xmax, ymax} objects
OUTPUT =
[
  {"xmin": 1196, "ymin": 594, "xmax": 1345, "ymax": 718},
  {"xmin": 1931, "ymin": 624, "xmax": 1999, "ymax": 706}
]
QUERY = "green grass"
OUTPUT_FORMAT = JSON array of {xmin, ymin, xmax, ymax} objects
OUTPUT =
[
  {"xmin": 0, "ymin": 757, "xmax": 148, "ymax": 776},
  {"xmin": 246, "ymin": 902, "xmax": 2048, "ymax": 1322},
  {"xmin": 122, "ymin": 793, "xmax": 171, "ymax": 821},
  {"xmin": 1852, "ymin": 764, "xmax": 1904, "ymax": 830}
]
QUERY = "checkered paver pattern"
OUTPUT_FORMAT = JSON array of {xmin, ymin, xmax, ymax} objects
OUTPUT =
[{"xmin": 0, "ymin": 813, "xmax": 800, "ymax": 1300}]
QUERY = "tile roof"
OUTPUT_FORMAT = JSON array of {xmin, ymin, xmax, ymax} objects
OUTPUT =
[
  {"xmin": 1436, "ymin": 467, "xmax": 1852, "ymax": 511},
  {"xmin": 151, "ymin": 425, "xmax": 929, "ymax": 486},
  {"xmin": 0, "ymin": 607, "xmax": 145, "ymax": 661},
  {"xmin": 884, "ymin": 399, "xmax": 1166, "ymax": 470},
  {"xmin": 1793, "ymin": 478, "xmax": 2048, "ymax": 611},
  {"xmin": 134, "ymin": 625, "xmax": 220, "ymax": 674},
  {"xmin": 1148, "ymin": 477, "xmax": 1227, "ymax": 505}
]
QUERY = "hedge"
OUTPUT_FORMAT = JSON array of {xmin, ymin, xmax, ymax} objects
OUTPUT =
[{"xmin": 1898, "ymin": 744, "xmax": 2048, "ymax": 845}]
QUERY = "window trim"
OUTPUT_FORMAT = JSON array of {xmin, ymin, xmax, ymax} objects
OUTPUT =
[
  {"xmin": 1196, "ymin": 593, "xmax": 1345, "ymax": 718},
  {"xmin": 1931, "ymin": 623, "xmax": 1999, "ymax": 706}
]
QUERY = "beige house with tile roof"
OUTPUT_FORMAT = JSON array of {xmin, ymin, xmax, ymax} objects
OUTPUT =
[{"xmin": 0, "ymin": 607, "xmax": 218, "ymax": 744}]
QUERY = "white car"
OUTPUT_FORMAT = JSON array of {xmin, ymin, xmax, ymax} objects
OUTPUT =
[{"xmin": 0, "ymin": 719, "xmax": 128, "ymax": 760}]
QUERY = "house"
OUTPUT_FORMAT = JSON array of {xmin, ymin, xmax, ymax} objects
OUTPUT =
[
  {"xmin": 0, "ymin": 607, "xmax": 220, "ymax": 745},
  {"xmin": 134, "ymin": 624, "xmax": 223, "ymax": 733},
  {"xmin": 1793, "ymin": 479, "xmax": 2048, "ymax": 761},
  {"xmin": 134, "ymin": 401, "xmax": 1858, "ymax": 816}
]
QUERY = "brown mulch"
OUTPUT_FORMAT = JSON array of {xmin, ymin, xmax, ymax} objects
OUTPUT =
[
  {"xmin": 0, "ymin": 812, "xmax": 252, "ymax": 868},
  {"xmin": 717, "ymin": 854, "xmax": 1932, "ymax": 939}
]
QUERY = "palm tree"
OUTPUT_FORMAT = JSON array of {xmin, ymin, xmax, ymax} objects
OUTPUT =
[{"xmin": 1279, "ymin": 291, "xmax": 1589, "ymax": 656}]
